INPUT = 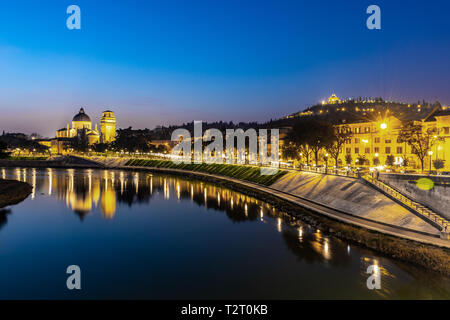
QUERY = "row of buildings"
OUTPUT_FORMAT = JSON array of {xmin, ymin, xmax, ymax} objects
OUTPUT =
[
  {"xmin": 37, "ymin": 96, "xmax": 450, "ymax": 171},
  {"xmin": 334, "ymin": 110, "xmax": 450, "ymax": 170}
]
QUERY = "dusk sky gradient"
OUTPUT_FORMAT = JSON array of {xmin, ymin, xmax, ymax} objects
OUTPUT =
[{"xmin": 0, "ymin": 0, "xmax": 449, "ymax": 136}]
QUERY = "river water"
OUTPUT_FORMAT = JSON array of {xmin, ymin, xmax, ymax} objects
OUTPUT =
[{"xmin": 0, "ymin": 167, "xmax": 449, "ymax": 299}]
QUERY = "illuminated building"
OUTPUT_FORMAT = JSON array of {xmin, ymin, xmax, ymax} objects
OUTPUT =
[
  {"xmin": 42, "ymin": 108, "xmax": 116, "ymax": 154},
  {"xmin": 328, "ymin": 94, "xmax": 341, "ymax": 104},
  {"xmin": 100, "ymin": 110, "xmax": 116, "ymax": 143},
  {"xmin": 336, "ymin": 109, "xmax": 450, "ymax": 170}
]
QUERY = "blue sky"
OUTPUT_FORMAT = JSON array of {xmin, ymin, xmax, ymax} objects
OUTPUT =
[{"xmin": 0, "ymin": 0, "xmax": 449, "ymax": 136}]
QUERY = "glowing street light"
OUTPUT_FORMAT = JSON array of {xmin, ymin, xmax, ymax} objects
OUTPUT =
[{"xmin": 380, "ymin": 123, "xmax": 387, "ymax": 130}]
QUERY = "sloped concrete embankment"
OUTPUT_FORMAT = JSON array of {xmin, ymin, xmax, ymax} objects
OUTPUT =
[{"xmin": 271, "ymin": 171, "xmax": 440, "ymax": 236}]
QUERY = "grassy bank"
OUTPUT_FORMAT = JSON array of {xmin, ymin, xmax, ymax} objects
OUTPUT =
[
  {"xmin": 0, "ymin": 179, "xmax": 32, "ymax": 208},
  {"xmin": 125, "ymin": 159, "xmax": 287, "ymax": 186}
]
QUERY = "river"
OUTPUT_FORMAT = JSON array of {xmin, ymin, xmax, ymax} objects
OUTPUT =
[{"xmin": 0, "ymin": 167, "xmax": 449, "ymax": 299}]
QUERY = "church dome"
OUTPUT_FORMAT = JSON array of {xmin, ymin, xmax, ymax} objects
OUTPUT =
[{"xmin": 73, "ymin": 108, "xmax": 91, "ymax": 122}]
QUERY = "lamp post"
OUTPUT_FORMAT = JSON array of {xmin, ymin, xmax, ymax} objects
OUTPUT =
[{"xmin": 428, "ymin": 150, "xmax": 433, "ymax": 173}]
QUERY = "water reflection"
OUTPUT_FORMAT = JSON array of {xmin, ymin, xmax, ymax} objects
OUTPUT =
[
  {"xmin": 1, "ymin": 167, "xmax": 354, "ymax": 266},
  {"xmin": 0, "ymin": 167, "xmax": 449, "ymax": 299}
]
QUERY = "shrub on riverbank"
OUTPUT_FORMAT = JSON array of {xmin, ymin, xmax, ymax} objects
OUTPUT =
[{"xmin": 125, "ymin": 159, "xmax": 287, "ymax": 185}]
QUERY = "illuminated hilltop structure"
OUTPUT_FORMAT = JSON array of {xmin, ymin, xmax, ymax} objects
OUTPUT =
[{"xmin": 327, "ymin": 94, "xmax": 341, "ymax": 104}]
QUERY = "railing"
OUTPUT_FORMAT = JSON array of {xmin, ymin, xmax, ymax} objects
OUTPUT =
[
  {"xmin": 362, "ymin": 174, "xmax": 450, "ymax": 232},
  {"xmin": 300, "ymin": 166, "xmax": 360, "ymax": 178}
]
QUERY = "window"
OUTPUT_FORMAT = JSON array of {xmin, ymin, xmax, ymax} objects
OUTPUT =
[
  {"xmin": 346, "ymin": 148, "xmax": 351, "ymax": 154},
  {"xmin": 375, "ymin": 137, "xmax": 380, "ymax": 143},
  {"xmin": 385, "ymin": 147, "xmax": 391, "ymax": 154},
  {"xmin": 365, "ymin": 127, "xmax": 370, "ymax": 133},
  {"xmin": 355, "ymin": 148, "xmax": 359, "ymax": 154},
  {"xmin": 385, "ymin": 139, "xmax": 391, "ymax": 144},
  {"xmin": 374, "ymin": 147, "xmax": 380, "ymax": 153},
  {"xmin": 365, "ymin": 147, "xmax": 370, "ymax": 154},
  {"xmin": 397, "ymin": 147, "xmax": 403, "ymax": 154},
  {"xmin": 346, "ymin": 138, "xmax": 351, "ymax": 144},
  {"xmin": 354, "ymin": 138, "xmax": 360, "ymax": 144},
  {"xmin": 444, "ymin": 127, "xmax": 450, "ymax": 135},
  {"xmin": 355, "ymin": 127, "xmax": 361, "ymax": 133}
]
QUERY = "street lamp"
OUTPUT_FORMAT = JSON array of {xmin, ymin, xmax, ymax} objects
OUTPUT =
[
  {"xmin": 380, "ymin": 123, "xmax": 387, "ymax": 130},
  {"xmin": 428, "ymin": 150, "xmax": 433, "ymax": 173}
]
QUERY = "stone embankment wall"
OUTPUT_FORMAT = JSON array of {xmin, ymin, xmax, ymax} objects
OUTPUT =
[{"xmin": 379, "ymin": 173, "xmax": 450, "ymax": 219}]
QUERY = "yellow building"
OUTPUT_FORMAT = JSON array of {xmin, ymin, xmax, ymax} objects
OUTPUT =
[
  {"xmin": 47, "ymin": 108, "xmax": 116, "ymax": 154},
  {"xmin": 336, "ymin": 110, "xmax": 450, "ymax": 171},
  {"xmin": 100, "ymin": 110, "xmax": 116, "ymax": 143},
  {"xmin": 56, "ymin": 108, "xmax": 100, "ymax": 143}
]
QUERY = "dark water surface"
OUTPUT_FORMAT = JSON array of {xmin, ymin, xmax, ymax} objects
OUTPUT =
[{"xmin": 0, "ymin": 167, "xmax": 449, "ymax": 299}]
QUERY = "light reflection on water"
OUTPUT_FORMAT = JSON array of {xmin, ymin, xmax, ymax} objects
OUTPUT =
[{"xmin": 0, "ymin": 167, "xmax": 449, "ymax": 299}]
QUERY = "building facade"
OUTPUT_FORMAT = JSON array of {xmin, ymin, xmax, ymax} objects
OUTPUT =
[
  {"xmin": 45, "ymin": 108, "xmax": 116, "ymax": 154},
  {"xmin": 336, "ymin": 111, "xmax": 450, "ymax": 171}
]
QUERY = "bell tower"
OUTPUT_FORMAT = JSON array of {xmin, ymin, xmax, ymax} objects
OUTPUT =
[{"xmin": 100, "ymin": 110, "xmax": 116, "ymax": 143}]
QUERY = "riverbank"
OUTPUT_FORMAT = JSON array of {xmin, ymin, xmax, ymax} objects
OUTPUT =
[
  {"xmin": 0, "ymin": 155, "xmax": 103, "ymax": 169},
  {"xmin": 0, "ymin": 179, "xmax": 32, "ymax": 208},
  {"xmin": 118, "ymin": 165, "xmax": 450, "ymax": 276}
]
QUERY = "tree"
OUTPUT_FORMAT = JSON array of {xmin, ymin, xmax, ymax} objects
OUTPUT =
[
  {"xmin": 373, "ymin": 157, "xmax": 380, "ymax": 166},
  {"xmin": 282, "ymin": 142, "xmax": 301, "ymax": 161},
  {"xmin": 0, "ymin": 133, "xmax": 48, "ymax": 156},
  {"xmin": 433, "ymin": 159, "xmax": 445, "ymax": 171},
  {"xmin": 357, "ymin": 155, "xmax": 368, "ymax": 166},
  {"xmin": 92, "ymin": 143, "xmax": 109, "ymax": 153},
  {"xmin": 400, "ymin": 156, "xmax": 409, "ymax": 168},
  {"xmin": 287, "ymin": 119, "xmax": 335, "ymax": 166},
  {"xmin": 345, "ymin": 154, "xmax": 352, "ymax": 166},
  {"xmin": 326, "ymin": 125, "xmax": 352, "ymax": 167},
  {"xmin": 70, "ymin": 130, "xmax": 90, "ymax": 152},
  {"xmin": 113, "ymin": 127, "xmax": 152, "ymax": 153},
  {"xmin": 398, "ymin": 122, "xmax": 443, "ymax": 171},
  {"xmin": 385, "ymin": 154, "xmax": 395, "ymax": 166},
  {"xmin": 0, "ymin": 140, "xmax": 9, "ymax": 159}
]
